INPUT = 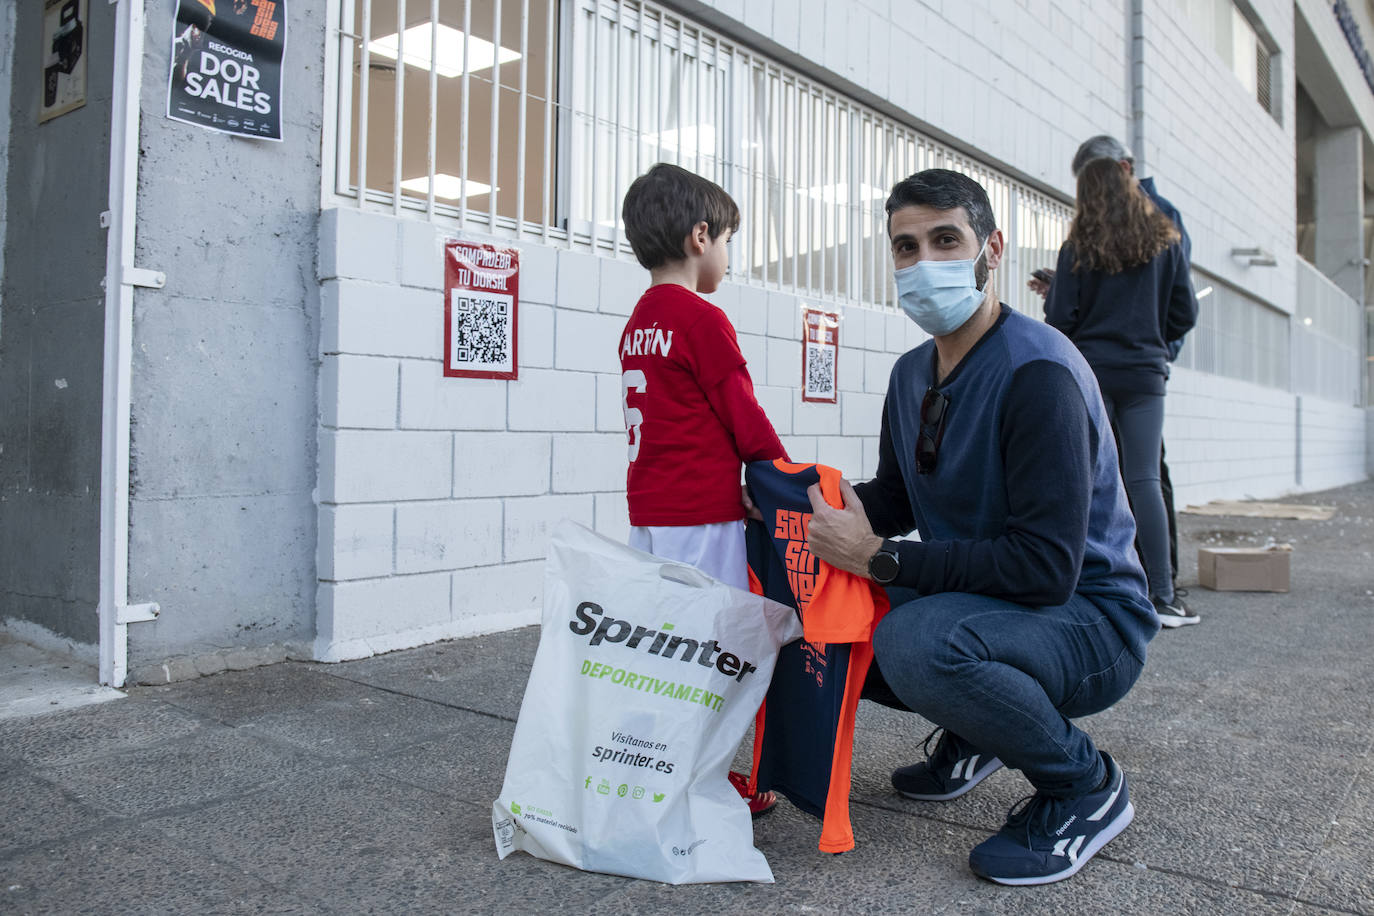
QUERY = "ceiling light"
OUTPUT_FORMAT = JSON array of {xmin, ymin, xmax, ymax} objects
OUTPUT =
[
  {"xmin": 369, "ymin": 23, "xmax": 521, "ymax": 78},
  {"xmin": 640, "ymin": 125, "xmax": 717, "ymax": 154},
  {"xmin": 797, "ymin": 183, "xmax": 887, "ymax": 205},
  {"xmin": 401, "ymin": 173, "xmax": 495, "ymax": 199}
]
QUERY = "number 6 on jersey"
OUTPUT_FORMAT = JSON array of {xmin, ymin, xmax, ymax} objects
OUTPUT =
[{"xmin": 622, "ymin": 370, "xmax": 647, "ymax": 461}]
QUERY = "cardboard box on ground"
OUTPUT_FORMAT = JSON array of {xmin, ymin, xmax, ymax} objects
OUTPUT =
[{"xmin": 1197, "ymin": 545, "xmax": 1292, "ymax": 592}]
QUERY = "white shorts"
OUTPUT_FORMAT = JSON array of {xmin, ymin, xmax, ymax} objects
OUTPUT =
[{"xmin": 628, "ymin": 521, "xmax": 748, "ymax": 591}]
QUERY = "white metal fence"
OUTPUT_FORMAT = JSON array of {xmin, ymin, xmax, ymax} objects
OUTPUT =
[{"xmin": 327, "ymin": 0, "xmax": 1071, "ymax": 313}]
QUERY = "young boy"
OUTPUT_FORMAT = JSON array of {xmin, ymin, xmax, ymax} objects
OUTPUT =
[{"xmin": 619, "ymin": 163, "xmax": 787, "ymax": 816}]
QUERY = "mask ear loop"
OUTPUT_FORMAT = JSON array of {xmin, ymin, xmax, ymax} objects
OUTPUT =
[{"xmin": 972, "ymin": 234, "xmax": 992, "ymax": 292}]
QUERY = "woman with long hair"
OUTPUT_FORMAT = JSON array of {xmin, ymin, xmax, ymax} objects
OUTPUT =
[{"xmin": 1044, "ymin": 157, "xmax": 1199, "ymax": 627}]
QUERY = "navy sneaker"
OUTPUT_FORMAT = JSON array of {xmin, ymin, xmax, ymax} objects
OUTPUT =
[
  {"xmin": 968, "ymin": 751, "xmax": 1133, "ymax": 885},
  {"xmin": 891, "ymin": 727, "xmax": 1003, "ymax": 801}
]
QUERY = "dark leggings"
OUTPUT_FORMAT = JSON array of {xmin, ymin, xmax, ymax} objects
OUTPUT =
[{"xmin": 1101, "ymin": 390, "xmax": 1173, "ymax": 602}]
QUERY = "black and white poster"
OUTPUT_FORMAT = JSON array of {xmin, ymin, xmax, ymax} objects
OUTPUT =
[
  {"xmin": 166, "ymin": 0, "xmax": 287, "ymax": 140},
  {"xmin": 40, "ymin": 0, "xmax": 87, "ymax": 123}
]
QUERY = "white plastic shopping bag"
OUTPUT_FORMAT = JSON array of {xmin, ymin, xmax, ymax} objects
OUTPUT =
[{"xmin": 492, "ymin": 520, "xmax": 803, "ymax": 884}]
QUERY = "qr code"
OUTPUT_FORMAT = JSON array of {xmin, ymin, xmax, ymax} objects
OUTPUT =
[
  {"xmin": 452, "ymin": 293, "xmax": 513, "ymax": 370},
  {"xmin": 806, "ymin": 345, "xmax": 835, "ymax": 396}
]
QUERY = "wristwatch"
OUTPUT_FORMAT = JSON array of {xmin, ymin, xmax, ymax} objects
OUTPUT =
[{"xmin": 867, "ymin": 539, "xmax": 901, "ymax": 585}]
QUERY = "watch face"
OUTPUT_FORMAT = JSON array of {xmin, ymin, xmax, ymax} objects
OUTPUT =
[{"xmin": 870, "ymin": 549, "xmax": 899, "ymax": 584}]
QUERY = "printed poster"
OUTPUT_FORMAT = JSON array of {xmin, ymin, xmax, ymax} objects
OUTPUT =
[
  {"xmin": 445, "ymin": 241, "xmax": 520, "ymax": 380},
  {"xmin": 40, "ymin": 0, "xmax": 87, "ymax": 123},
  {"xmin": 801, "ymin": 308, "xmax": 839, "ymax": 404},
  {"xmin": 167, "ymin": 0, "xmax": 287, "ymax": 140}
]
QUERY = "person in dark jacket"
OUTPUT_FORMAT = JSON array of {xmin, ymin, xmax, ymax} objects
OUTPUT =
[
  {"xmin": 1043, "ymin": 158, "xmax": 1199, "ymax": 626},
  {"xmin": 1031, "ymin": 135, "xmax": 1192, "ymax": 593}
]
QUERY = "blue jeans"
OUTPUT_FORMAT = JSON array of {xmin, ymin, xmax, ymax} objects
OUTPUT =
[{"xmin": 869, "ymin": 590, "xmax": 1144, "ymax": 798}]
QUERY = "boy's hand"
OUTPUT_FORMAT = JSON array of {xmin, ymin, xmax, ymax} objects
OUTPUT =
[
  {"xmin": 741, "ymin": 485, "xmax": 764, "ymax": 522},
  {"xmin": 805, "ymin": 479, "xmax": 883, "ymax": 578}
]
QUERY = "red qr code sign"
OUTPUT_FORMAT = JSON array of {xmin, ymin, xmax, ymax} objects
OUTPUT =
[
  {"xmin": 801, "ymin": 307, "xmax": 839, "ymax": 404},
  {"xmin": 444, "ymin": 241, "xmax": 519, "ymax": 380}
]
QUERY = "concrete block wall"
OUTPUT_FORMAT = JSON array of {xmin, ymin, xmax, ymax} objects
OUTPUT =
[
  {"xmin": 1165, "ymin": 364, "xmax": 1365, "ymax": 506},
  {"xmin": 1165, "ymin": 369, "xmax": 1298, "ymax": 506},
  {"xmin": 315, "ymin": 208, "xmax": 906, "ymax": 660},
  {"xmin": 1299, "ymin": 396, "xmax": 1369, "ymax": 492}
]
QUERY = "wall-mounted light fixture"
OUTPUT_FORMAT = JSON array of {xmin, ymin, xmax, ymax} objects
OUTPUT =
[{"xmin": 1231, "ymin": 247, "xmax": 1277, "ymax": 266}]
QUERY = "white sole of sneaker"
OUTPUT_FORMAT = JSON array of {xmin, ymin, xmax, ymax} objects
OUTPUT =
[
  {"xmin": 896, "ymin": 757, "xmax": 1004, "ymax": 802},
  {"xmin": 977, "ymin": 801, "xmax": 1135, "ymax": 886},
  {"xmin": 1157, "ymin": 614, "xmax": 1201, "ymax": 628}
]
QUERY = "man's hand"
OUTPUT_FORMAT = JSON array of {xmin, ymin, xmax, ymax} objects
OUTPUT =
[{"xmin": 805, "ymin": 478, "xmax": 883, "ymax": 577}]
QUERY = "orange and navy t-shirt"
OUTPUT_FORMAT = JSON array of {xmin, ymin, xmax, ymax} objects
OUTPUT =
[{"xmin": 744, "ymin": 459, "xmax": 890, "ymax": 854}]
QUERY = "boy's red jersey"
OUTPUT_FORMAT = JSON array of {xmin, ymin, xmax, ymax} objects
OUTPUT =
[{"xmin": 619, "ymin": 284, "xmax": 785, "ymax": 526}]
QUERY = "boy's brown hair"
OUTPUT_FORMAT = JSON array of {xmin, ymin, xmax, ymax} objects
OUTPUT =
[{"xmin": 622, "ymin": 163, "xmax": 740, "ymax": 270}]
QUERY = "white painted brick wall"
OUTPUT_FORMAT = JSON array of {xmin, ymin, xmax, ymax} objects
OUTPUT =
[
  {"xmin": 452, "ymin": 432, "xmax": 551, "ymax": 498},
  {"xmin": 508, "ymin": 367, "xmax": 597, "ymax": 430},
  {"xmin": 556, "ymin": 250, "xmax": 600, "ymax": 312},
  {"xmin": 551, "ymin": 433, "xmax": 628, "ymax": 493},
  {"xmin": 520, "ymin": 303, "xmax": 555, "ymax": 369},
  {"xmin": 453, "ymin": 561, "xmax": 543, "ymax": 629},
  {"xmin": 318, "ymin": 504, "xmax": 394, "ymax": 581},
  {"xmin": 556, "ymin": 309, "xmax": 625, "ymax": 374},
  {"xmin": 505, "ymin": 494, "xmax": 596, "ymax": 563},
  {"xmin": 321, "ymin": 355, "xmax": 397, "ymax": 429},
  {"xmin": 317, "ymin": 573, "xmax": 450, "ymax": 644},
  {"xmin": 395, "ymin": 499, "xmax": 503, "ymax": 573},
  {"xmin": 322, "ymin": 279, "xmax": 438, "ymax": 359},
  {"xmin": 594, "ymin": 491, "xmax": 631, "ymax": 543},
  {"xmin": 399, "ymin": 360, "xmax": 507, "ymax": 430},
  {"xmin": 320, "ymin": 429, "xmax": 452, "ymax": 503}
]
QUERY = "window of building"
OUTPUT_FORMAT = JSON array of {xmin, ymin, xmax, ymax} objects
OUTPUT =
[
  {"xmin": 334, "ymin": 0, "xmax": 560, "ymax": 229},
  {"xmin": 329, "ymin": 0, "xmax": 1072, "ymax": 313},
  {"xmin": 1177, "ymin": 0, "xmax": 1280, "ymax": 121}
]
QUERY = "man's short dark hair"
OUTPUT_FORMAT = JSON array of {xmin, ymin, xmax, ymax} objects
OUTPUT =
[
  {"xmin": 1072, "ymin": 135, "xmax": 1133, "ymax": 177},
  {"xmin": 885, "ymin": 169, "xmax": 997, "ymax": 245},
  {"xmin": 622, "ymin": 163, "xmax": 741, "ymax": 270}
]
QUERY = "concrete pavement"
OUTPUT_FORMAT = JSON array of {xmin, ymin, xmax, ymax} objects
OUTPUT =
[{"xmin": 1, "ymin": 478, "xmax": 1371, "ymax": 915}]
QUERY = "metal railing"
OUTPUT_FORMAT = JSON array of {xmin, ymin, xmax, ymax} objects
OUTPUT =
[
  {"xmin": 327, "ymin": 0, "xmax": 1072, "ymax": 312},
  {"xmin": 1293, "ymin": 258, "xmax": 1363, "ymax": 405},
  {"xmin": 1175, "ymin": 268, "xmax": 1290, "ymax": 392}
]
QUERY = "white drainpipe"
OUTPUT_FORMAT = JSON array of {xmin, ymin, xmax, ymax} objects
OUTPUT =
[{"xmin": 99, "ymin": 0, "xmax": 161, "ymax": 687}]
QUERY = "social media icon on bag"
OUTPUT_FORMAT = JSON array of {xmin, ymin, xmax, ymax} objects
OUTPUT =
[
  {"xmin": 617, "ymin": 784, "xmax": 629, "ymax": 797},
  {"xmin": 653, "ymin": 792, "xmax": 665, "ymax": 803},
  {"xmin": 597, "ymin": 779, "xmax": 611, "ymax": 795},
  {"xmin": 510, "ymin": 802, "xmax": 521, "ymax": 814},
  {"xmin": 632, "ymin": 786, "xmax": 645, "ymax": 799}
]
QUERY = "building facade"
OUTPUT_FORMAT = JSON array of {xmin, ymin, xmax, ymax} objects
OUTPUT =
[{"xmin": 1, "ymin": 0, "xmax": 1369, "ymax": 685}]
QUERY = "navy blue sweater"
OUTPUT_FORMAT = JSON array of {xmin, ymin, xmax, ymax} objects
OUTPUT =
[
  {"xmin": 1043, "ymin": 226, "xmax": 1197, "ymax": 397},
  {"xmin": 853, "ymin": 307, "xmax": 1158, "ymax": 661}
]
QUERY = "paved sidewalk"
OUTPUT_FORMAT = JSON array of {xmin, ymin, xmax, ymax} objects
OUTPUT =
[{"xmin": 1, "ymin": 479, "xmax": 1371, "ymax": 915}]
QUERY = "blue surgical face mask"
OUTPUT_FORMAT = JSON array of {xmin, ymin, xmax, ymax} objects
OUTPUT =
[{"xmin": 894, "ymin": 235, "xmax": 992, "ymax": 337}]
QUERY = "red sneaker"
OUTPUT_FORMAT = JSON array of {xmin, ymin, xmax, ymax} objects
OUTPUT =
[{"xmin": 728, "ymin": 770, "xmax": 777, "ymax": 818}]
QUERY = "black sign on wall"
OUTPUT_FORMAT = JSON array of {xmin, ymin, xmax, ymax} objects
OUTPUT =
[{"xmin": 166, "ymin": 0, "xmax": 287, "ymax": 141}]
